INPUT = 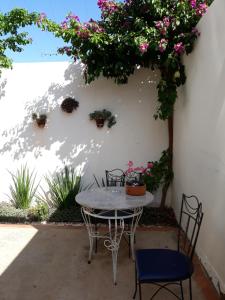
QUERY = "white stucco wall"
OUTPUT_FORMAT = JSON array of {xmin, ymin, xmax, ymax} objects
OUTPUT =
[
  {"xmin": 0, "ymin": 61, "xmax": 168, "ymax": 201},
  {"xmin": 173, "ymin": 0, "xmax": 225, "ymax": 291}
]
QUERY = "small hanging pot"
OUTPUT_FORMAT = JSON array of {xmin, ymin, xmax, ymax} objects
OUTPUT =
[
  {"xmin": 36, "ymin": 117, "xmax": 46, "ymax": 128},
  {"xmin": 96, "ymin": 118, "xmax": 105, "ymax": 128},
  {"xmin": 61, "ymin": 98, "xmax": 79, "ymax": 113},
  {"xmin": 32, "ymin": 113, "xmax": 47, "ymax": 128}
]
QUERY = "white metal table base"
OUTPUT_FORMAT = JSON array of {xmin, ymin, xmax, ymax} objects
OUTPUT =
[{"xmin": 81, "ymin": 206, "xmax": 143, "ymax": 284}]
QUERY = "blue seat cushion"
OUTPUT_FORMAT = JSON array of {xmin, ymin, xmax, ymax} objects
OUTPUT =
[{"xmin": 136, "ymin": 249, "xmax": 193, "ymax": 283}]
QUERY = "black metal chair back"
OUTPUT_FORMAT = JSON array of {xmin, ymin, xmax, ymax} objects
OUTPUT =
[
  {"xmin": 177, "ymin": 194, "xmax": 204, "ymax": 261},
  {"xmin": 133, "ymin": 193, "xmax": 204, "ymax": 300},
  {"xmin": 105, "ymin": 169, "xmax": 125, "ymax": 187}
]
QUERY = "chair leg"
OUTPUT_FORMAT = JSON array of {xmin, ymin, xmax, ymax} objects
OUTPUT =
[
  {"xmin": 133, "ymin": 265, "xmax": 137, "ymax": 299},
  {"xmin": 95, "ymin": 223, "xmax": 98, "ymax": 253},
  {"xmin": 180, "ymin": 281, "xmax": 184, "ymax": 300},
  {"xmin": 138, "ymin": 282, "xmax": 142, "ymax": 300},
  {"xmin": 189, "ymin": 278, "xmax": 192, "ymax": 300},
  {"xmin": 129, "ymin": 235, "xmax": 131, "ymax": 258},
  {"xmin": 130, "ymin": 233, "xmax": 136, "ymax": 258}
]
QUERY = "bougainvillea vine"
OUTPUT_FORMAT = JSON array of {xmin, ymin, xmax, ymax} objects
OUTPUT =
[{"xmin": 37, "ymin": 0, "xmax": 212, "ymax": 120}]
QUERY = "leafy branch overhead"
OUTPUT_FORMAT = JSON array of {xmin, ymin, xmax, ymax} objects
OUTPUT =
[
  {"xmin": 0, "ymin": 9, "xmax": 38, "ymax": 75},
  {"xmin": 37, "ymin": 0, "xmax": 212, "ymax": 120}
]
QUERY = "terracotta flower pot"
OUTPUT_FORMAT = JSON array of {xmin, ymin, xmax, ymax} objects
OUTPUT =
[
  {"xmin": 61, "ymin": 98, "xmax": 79, "ymax": 113},
  {"xmin": 126, "ymin": 184, "xmax": 146, "ymax": 196},
  {"xmin": 36, "ymin": 118, "xmax": 46, "ymax": 128},
  {"xmin": 96, "ymin": 118, "xmax": 105, "ymax": 128},
  {"xmin": 62, "ymin": 106, "xmax": 74, "ymax": 113}
]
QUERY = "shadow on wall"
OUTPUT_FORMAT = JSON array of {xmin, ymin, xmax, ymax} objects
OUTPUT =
[
  {"xmin": 0, "ymin": 62, "xmax": 160, "ymax": 180},
  {"xmin": 0, "ymin": 79, "xmax": 7, "ymax": 99},
  {"xmin": 0, "ymin": 64, "xmax": 99, "ymax": 167}
]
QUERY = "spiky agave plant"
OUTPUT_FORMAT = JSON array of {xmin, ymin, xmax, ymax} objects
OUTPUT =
[
  {"xmin": 45, "ymin": 166, "xmax": 81, "ymax": 210},
  {"xmin": 8, "ymin": 165, "xmax": 38, "ymax": 209}
]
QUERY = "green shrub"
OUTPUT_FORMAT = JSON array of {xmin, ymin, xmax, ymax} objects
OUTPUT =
[
  {"xmin": 8, "ymin": 165, "xmax": 38, "ymax": 209},
  {"xmin": 0, "ymin": 202, "xmax": 28, "ymax": 223},
  {"xmin": 44, "ymin": 166, "xmax": 81, "ymax": 210},
  {"xmin": 48, "ymin": 207, "xmax": 82, "ymax": 223},
  {"xmin": 28, "ymin": 201, "xmax": 49, "ymax": 221}
]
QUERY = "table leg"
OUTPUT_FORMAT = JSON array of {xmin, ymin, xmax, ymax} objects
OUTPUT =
[
  {"xmin": 104, "ymin": 213, "xmax": 125, "ymax": 285},
  {"xmin": 81, "ymin": 207, "xmax": 95, "ymax": 263},
  {"xmin": 81, "ymin": 207, "xmax": 143, "ymax": 284},
  {"xmin": 128, "ymin": 208, "xmax": 143, "ymax": 260}
]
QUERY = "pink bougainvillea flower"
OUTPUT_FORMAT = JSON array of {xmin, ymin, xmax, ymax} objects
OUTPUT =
[
  {"xmin": 196, "ymin": 3, "xmax": 208, "ymax": 16},
  {"xmin": 61, "ymin": 21, "xmax": 68, "ymax": 29},
  {"xmin": 85, "ymin": 21, "xmax": 105, "ymax": 33},
  {"xmin": 97, "ymin": 0, "xmax": 107, "ymax": 8},
  {"xmin": 77, "ymin": 31, "xmax": 90, "ymax": 38},
  {"xmin": 66, "ymin": 13, "xmax": 80, "ymax": 21},
  {"xmin": 70, "ymin": 15, "xmax": 80, "ymax": 22},
  {"xmin": 163, "ymin": 17, "xmax": 170, "ymax": 27},
  {"xmin": 125, "ymin": 167, "xmax": 134, "ymax": 175},
  {"xmin": 36, "ymin": 12, "xmax": 47, "ymax": 26},
  {"xmin": 158, "ymin": 38, "xmax": 168, "ymax": 53},
  {"xmin": 147, "ymin": 162, "xmax": 154, "ymax": 169},
  {"xmin": 134, "ymin": 166, "xmax": 145, "ymax": 173},
  {"xmin": 39, "ymin": 12, "xmax": 47, "ymax": 20},
  {"xmin": 127, "ymin": 161, "xmax": 133, "ymax": 167},
  {"xmin": 58, "ymin": 46, "xmax": 72, "ymax": 55},
  {"xmin": 63, "ymin": 47, "xmax": 72, "ymax": 55},
  {"xmin": 109, "ymin": 2, "xmax": 119, "ymax": 12},
  {"xmin": 97, "ymin": 0, "xmax": 119, "ymax": 14},
  {"xmin": 155, "ymin": 20, "xmax": 167, "ymax": 35},
  {"xmin": 155, "ymin": 20, "xmax": 163, "ymax": 30},
  {"xmin": 139, "ymin": 42, "xmax": 149, "ymax": 54},
  {"xmin": 189, "ymin": 0, "xmax": 197, "ymax": 8},
  {"xmin": 174, "ymin": 42, "xmax": 185, "ymax": 54}
]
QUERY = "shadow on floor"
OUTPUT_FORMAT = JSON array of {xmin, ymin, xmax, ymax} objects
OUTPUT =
[{"xmin": 0, "ymin": 225, "xmax": 219, "ymax": 300}]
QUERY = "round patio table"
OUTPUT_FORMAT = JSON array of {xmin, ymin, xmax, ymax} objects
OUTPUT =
[{"xmin": 76, "ymin": 187, "xmax": 153, "ymax": 284}]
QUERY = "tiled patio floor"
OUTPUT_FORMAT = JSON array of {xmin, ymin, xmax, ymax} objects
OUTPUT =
[{"xmin": 0, "ymin": 225, "xmax": 219, "ymax": 300}]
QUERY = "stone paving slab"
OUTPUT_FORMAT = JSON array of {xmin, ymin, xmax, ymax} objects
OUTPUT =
[{"xmin": 0, "ymin": 225, "xmax": 219, "ymax": 300}]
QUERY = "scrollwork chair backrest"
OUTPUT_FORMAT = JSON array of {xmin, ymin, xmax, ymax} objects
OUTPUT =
[
  {"xmin": 178, "ymin": 194, "xmax": 204, "ymax": 261},
  {"xmin": 105, "ymin": 169, "xmax": 125, "ymax": 187}
]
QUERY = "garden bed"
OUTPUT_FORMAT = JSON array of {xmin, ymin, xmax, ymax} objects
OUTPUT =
[{"xmin": 0, "ymin": 203, "xmax": 177, "ymax": 227}]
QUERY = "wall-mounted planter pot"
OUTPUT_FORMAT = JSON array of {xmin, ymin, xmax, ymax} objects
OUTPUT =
[
  {"xmin": 61, "ymin": 97, "xmax": 79, "ymax": 113},
  {"xmin": 89, "ymin": 109, "xmax": 116, "ymax": 129},
  {"xmin": 32, "ymin": 113, "xmax": 47, "ymax": 128},
  {"xmin": 96, "ymin": 118, "xmax": 105, "ymax": 128}
]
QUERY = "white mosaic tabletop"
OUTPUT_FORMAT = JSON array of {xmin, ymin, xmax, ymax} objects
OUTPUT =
[{"xmin": 76, "ymin": 187, "xmax": 154, "ymax": 210}]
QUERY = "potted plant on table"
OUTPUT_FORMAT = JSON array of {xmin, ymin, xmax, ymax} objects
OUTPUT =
[
  {"xmin": 125, "ymin": 161, "xmax": 154, "ymax": 196},
  {"xmin": 89, "ymin": 109, "xmax": 116, "ymax": 128}
]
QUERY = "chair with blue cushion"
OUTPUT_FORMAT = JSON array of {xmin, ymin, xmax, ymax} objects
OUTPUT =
[{"xmin": 133, "ymin": 194, "xmax": 204, "ymax": 300}]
